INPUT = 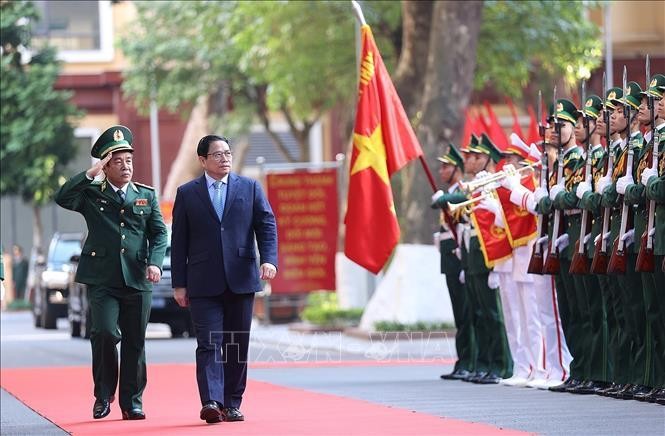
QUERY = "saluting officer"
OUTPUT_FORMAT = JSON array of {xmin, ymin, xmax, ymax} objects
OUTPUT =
[{"xmin": 55, "ymin": 125, "xmax": 168, "ymax": 420}]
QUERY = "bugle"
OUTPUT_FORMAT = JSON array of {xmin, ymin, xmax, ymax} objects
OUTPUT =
[{"xmin": 460, "ymin": 160, "xmax": 541, "ymax": 193}]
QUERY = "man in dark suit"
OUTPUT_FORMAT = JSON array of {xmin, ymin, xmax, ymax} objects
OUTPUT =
[
  {"xmin": 55, "ymin": 125, "xmax": 168, "ymax": 420},
  {"xmin": 171, "ymin": 134, "xmax": 278, "ymax": 424}
]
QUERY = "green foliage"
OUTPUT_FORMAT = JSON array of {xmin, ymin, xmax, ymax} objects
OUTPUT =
[
  {"xmin": 301, "ymin": 291, "xmax": 363, "ymax": 327},
  {"xmin": 477, "ymin": 1, "xmax": 602, "ymax": 97},
  {"xmin": 0, "ymin": 1, "xmax": 82, "ymax": 205},
  {"xmin": 374, "ymin": 321, "xmax": 454, "ymax": 332},
  {"xmin": 121, "ymin": 1, "xmax": 358, "ymax": 145}
]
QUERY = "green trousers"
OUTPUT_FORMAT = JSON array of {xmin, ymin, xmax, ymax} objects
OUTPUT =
[
  {"xmin": 467, "ymin": 273, "xmax": 512, "ymax": 378},
  {"xmin": 443, "ymin": 252, "xmax": 477, "ymax": 372},
  {"xmin": 641, "ymin": 256, "xmax": 665, "ymax": 388},
  {"xmin": 89, "ymin": 285, "xmax": 151, "ymax": 411},
  {"xmin": 555, "ymin": 258, "xmax": 586, "ymax": 380},
  {"xmin": 612, "ymin": 253, "xmax": 646, "ymax": 386}
]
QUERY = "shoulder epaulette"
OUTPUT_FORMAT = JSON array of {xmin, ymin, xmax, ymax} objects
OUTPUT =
[{"xmin": 134, "ymin": 182, "xmax": 155, "ymax": 191}]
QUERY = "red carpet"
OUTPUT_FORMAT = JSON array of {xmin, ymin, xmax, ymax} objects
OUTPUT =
[{"xmin": 2, "ymin": 364, "xmax": 528, "ymax": 435}]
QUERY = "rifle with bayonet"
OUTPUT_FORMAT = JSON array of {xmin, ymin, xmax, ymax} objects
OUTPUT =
[
  {"xmin": 590, "ymin": 73, "xmax": 613, "ymax": 274},
  {"xmin": 528, "ymin": 90, "xmax": 549, "ymax": 274},
  {"xmin": 636, "ymin": 55, "xmax": 656, "ymax": 272},
  {"xmin": 607, "ymin": 66, "xmax": 636, "ymax": 274},
  {"xmin": 543, "ymin": 87, "xmax": 564, "ymax": 275},
  {"xmin": 570, "ymin": 80, "xmax": 592, "ymax": 274}
]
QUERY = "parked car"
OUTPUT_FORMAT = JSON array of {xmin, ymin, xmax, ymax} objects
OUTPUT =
[
  {"xmin": 31, "ymin": 232, "xmax": 84, "ymax": 329},
  {"xmin": 68, "ymin": 233, "xmax": 194, "ymax": 338}
]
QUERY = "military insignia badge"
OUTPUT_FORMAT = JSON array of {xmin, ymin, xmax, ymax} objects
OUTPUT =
[
  {"xmin": 585, "ymin": 98, "xmax": 593, "ymax": 107},
  {"xmin": 135, "ymin": 199, "xmax": 148, "ymax": 206},
  {"xmin": 556, "ymin": 102, "xmax": 563, "ymax": 112},
  {"xmin": 113, "ymin": 129, "xmax": 124, "ymax": 141},
  {"xmin": 608, "ymin": 91, "xmax": 616, "ymax": 100}
]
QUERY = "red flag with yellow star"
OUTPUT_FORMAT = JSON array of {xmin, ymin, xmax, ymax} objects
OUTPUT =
[{"xmin": 344, "ymin": 25, "xmax": 423, "ymax": 274}]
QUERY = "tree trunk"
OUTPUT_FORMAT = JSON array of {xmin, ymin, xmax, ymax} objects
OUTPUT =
[
  {"xmin": 393, "ymin": 0, "xmax": 433, "ymax": 118},
  {"xmin": 162, "ymin": 96, "xmax": 209, "ymax": 201},
  {"xmin": 403, "ymin": 0, "xmax": 484, "ymax": 243}
]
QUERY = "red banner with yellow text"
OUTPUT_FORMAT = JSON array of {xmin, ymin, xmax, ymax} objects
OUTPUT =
[{"xmin": 266, "ymin": 170, "xmax": 338, "ymax": 293}]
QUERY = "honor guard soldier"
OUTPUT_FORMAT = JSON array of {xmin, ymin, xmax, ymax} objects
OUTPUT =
[
  {"xmin": 598, "ymin": 82, "xmax": 647, "ymax": 400},
  {"xmin": 571, "ymin": 94, "xmax": 615, "ymax": 394},
  {"xmin": 55, "ymin": 125, "xmax": 168, "ymax": 420},
  {"xmin": 640, "ymin": 81, "xmax": 665, "ymax": 404},
  {"xmin": 623, "ymin": 74, "xmax": 665, "ymax": 403},
  {"xmin": 432, "ymin": 145, "xmax": 478, "ymax": 380},
  {"xmin": 533, "ymin": 99, "xmax": 586, "ymax": 393}
]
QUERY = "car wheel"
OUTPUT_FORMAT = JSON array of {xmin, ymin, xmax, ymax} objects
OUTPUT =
[
  {"xmin": 41, "ymin": 293, "xmax": 57, "ymax": 330},
  {"xmin": 70, "ymin": 318, "xmax": 81, "ymax": 337}
]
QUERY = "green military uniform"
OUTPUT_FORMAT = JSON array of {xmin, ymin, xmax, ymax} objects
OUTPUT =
[
  {"xmin": 536, "ymin": 99, "xmax": 587, "ymax": 389},
  {"xmin": 599, "ymin": 83, "xmax": 647, "ymax": 398},
  {"xmin": 626, "ymin": 75, "xmax": 665, "ymax": 402},
  {"xmin": 644, "ymin": 139, "xmax": 665, "ymax": 402},
  {"xmin": 461, "ymin": 135, "xmax": 512, "ymax": 382},
  {"xmin": 565, "ymin": 95, "xmax": 611, "ymax": 392},
  {"xmin": 55, "ymin": 125, "xmax": 168, "ymax": 413},
  {"xmin": 435, "ymin": 145, "xmax": 477, "ymax": 379}
]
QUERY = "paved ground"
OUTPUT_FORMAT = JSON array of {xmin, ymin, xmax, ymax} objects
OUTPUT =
[{"xmin": 2, "ymin": 311, "xmax": 664, "ymax": 435}]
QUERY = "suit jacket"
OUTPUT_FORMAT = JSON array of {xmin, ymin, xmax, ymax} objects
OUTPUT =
[
  {"xmin": 55, "ymin": 171, "xmax": 168, "ymax": 291},
  {"xmin": 170, "ymin": 173, "xmax": 278, "ymax": 296}
]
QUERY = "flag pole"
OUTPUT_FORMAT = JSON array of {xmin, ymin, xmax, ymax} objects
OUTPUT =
[{"xmin": 351, "ymin": 1, "xmax": 366, "ymax": 26}]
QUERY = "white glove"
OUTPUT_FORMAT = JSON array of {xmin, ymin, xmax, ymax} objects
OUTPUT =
[
  {"xmin": 620, "ymin": 228, "xmax": 635, "ymax": 247},
  {"xmin": 616, "ymin": 174, "xmax": 633, "ymax": 195},
  {"xmin": 433, "ymin": 232, "xmax": 441, "ymax": 246},
  {"xmin": 534, "ymin": 186, "xmax": 548, "ymax": 203},
  {"xmin": 555, "ymin": 234, "xmax": 569, "ymax": 251},
  {"xmin": 458, "ymin": 270, "xmax": 465, "ymax": 284},
  {"xmin": 500, "ymin": 172, "xmax": 522, "ymax": 191},
  {"xmin": 503, "ymin": 163, "xmax": 517, "ymax": 176},
  {"xmin": 529, "ymin": 143, "xmax": 542, "ymax": 160},
  {"xmin": 549, "ymin": 183, "xmax": 565, "ymax": 201},
  {"xmin": 477, "ymin": 197, "xmax": 504, "ymax": 228},
  {"xmin": 641, "ymin": 166, "xmax": 658, "ymax": 186},
  {"xmin": 536, "ymin": 235, "xmax": 549, "ymax": 246},
  {"xmin": 595, "ymin": 175, "xmax": 611, "ymax": 194},
  {"xmin": 432, "ymin": 189, "xmax": 444, "ymax": 204},
  {"xmin": 487, "ymin": 271, "xmax": 500, "ymax": 289},
  {"xmin": 576, "ymin": 181, "xmax": 591, "ymax": 199},
  {"xmin": 594, "ymin": 231, "xmax": 611, "ymax": 244},
  {"xmin": 649, "ymin": 227, "xmax": 656, "ymax": 237},
  {"xmin": 454, "ymin": 247, "xmax": 462, "ymax": 260}
]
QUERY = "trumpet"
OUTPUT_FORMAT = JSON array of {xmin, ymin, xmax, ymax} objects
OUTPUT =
[
  {"xmin": 460, "ymin": 160, "xmax": 542, "ymax": 193},
  {"xmin": 447, "ymin": 189, "xmax": 498, "ymax": 216}
]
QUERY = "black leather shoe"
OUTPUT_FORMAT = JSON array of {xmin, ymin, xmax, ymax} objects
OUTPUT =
[
  {"xmin": 654, "ymin": 389, "xmax": 665, "ymax": 405},
  {"xmin": 222, "ymin": 407, "xmax": 245, "ymax": 422},
  {"xmin": 598, "ymin": 383, "xmax": 624, "ymax": 397},
  {"xmin": 607, "ymin": 383, "xmax": 634, "ymax": 399},
  {"xmin": 122, "ymin": 408, "xmax": 146, "ymax": 420},
  {"xmin": 550, "ymin": 378, "xmax": 580, "ymax": 392},
  {"xmin": 617, "ymin": 384, "xmax": 651, "ymax": 400},
  {"xmin": 93, "ymin": 396, "xmax": 114, "ymax": 419},
  {"xmin": 466, "ymin": 371, "xmax": 488, "ymax": 383},
  {"xmin": 475, "ymin": 373, "xmax": 501, "ymax": 384},
  {"xmin": 634, "ymin": 387, "xmax": 659, "ymax": 402},
  {"xmin": 441, "ymin": 369, "xmax": 471, "ymax": 380},
  {"xmin": 200, "ymin": 401, "xmax": 222, "ymax": 423},
  {"xmin": 567, "ymin": 380, "xmax": 608, "ymax": 394}
]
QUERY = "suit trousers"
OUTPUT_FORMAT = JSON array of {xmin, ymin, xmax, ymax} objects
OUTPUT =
[
  {"xmin": 88, "ymin": 285, "xmax": 151, "ymax": 411},
  {"xmin": 189, "ymin": 291, "xmax": 255, "ymax": 408}
]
